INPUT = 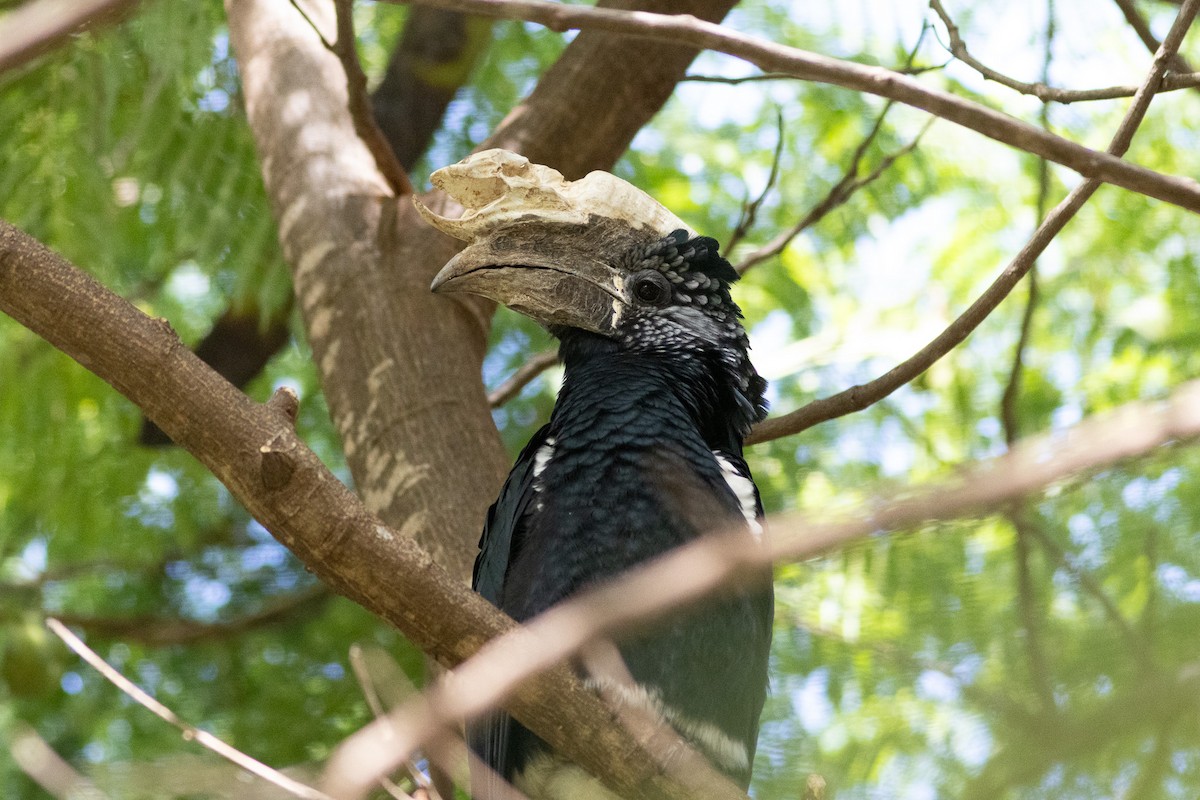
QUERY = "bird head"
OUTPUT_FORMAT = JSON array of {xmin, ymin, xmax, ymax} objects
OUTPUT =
[{"xmin": 417, "ymin": 149, "xmax": 767, "ymax": 431}]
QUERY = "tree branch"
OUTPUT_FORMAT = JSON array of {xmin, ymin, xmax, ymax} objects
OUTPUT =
[
  {"xmin": 724, "ymin": 109, "xmax": 785, "ymax": 255},
  {"xmin": 227, "ymin": 0, "xmax": 509, "ymax": 583},
  {"xmin": 370, "ymin": 8, "xmax": 493, "ymax": 170},
  {"xmin": 931, "ymin": 0, "xmax": 1200, "ymax": 103},
  {"xmin": 479, "ymin": 0, "xmax": 742, "ymax": 179},
  {"xmin": 488, "ymin": 348, "xmax": 559, "ymax": 407},
  {"xmin": 331, "ymin": 0, "xmax": 413, "ymax": 194},
  {"xmin": 1112, "ymin": 0, "xmax": 1197, "ymax": 79},
  {"xmin": 747, "ymin": 0, "xmax": 1199, "ymax": 445},
  {"xmin": 389, "ymin": 0, "xmax": 1200, "ymax": 213},
  {"xmin": 0, "ymin": 0, "xmax": 139, "ymax": 75},
  {"xmin": 226, "ymin": 0, "xmax": 743, "ymax": 586},
  {"xmin": 8, "ymin": 215, "xmax": 1200, "ymax": 798},
  {"xmin": 1001, "ymin": 0, "xmax": 1056, "ymax": 716},
  {"xmin": 734, "ymin": 107, "xmax": 929, "ymax": 275},
  {"xmin": 963, "ymin": 659, "xmax": 1200, "ymax": 799},
  {"xmin": 47, "ymin": 618, "xmax": 333, "ymax": 800}
]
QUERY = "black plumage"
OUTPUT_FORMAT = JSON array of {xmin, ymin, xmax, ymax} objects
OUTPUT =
[{"xmin": 453, "ymin": 229, "xmax": 773, "ymax": 798}]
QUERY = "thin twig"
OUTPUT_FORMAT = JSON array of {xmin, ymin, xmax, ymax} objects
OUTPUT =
[
  {"xmin": 735, "ymin": 25, "xmax": 931, "ymax": 273},
  {"xmin": 931, "ymin": 0, "xmax": 1200, "ymax": 103},
  {"xmin": 331, "ymin": 0, "xmax": 413, "ymax": 195},
  {"xmin": 725, "ymin": 109, "xmax": 785, "ymax": 254},
  {"xmin": 488, "ymin": 348, "xmax": 559, "ymax": 407},
  {"xmin": 1112, "ymin": 0, "xmax": 1196, "ymax": 79},
  {"xmin": 46, "ymin": 619, "xmax": 333, "ymax": 800},
  {"xmin": 685, "ymin": 60, "xmax": 949, "ymax": 83},
  {"xmin": 747, "ymin": 0, "xmax": 1200, "ymax": 446},
  {"xmin": 735, "ymin": 113, "xmax": 929, "ymax": 273},
  {"xmin": 322, "ymin": 375, "xmax": 1200, "ymax": 798},
  {"xmin": 683, "ymin": 70, "xmax": 802, "ymax": 83},
  {"xmin": 0, "ymin": 0, "xmax": 139, "ymax": 75},
  {"xmin": 385, "ymin": 0, "xmax": 1200, "ymax": 213},
  {"xmin": 1011, "ymin": 511, "xmax": 1057, "ymax": 710}
]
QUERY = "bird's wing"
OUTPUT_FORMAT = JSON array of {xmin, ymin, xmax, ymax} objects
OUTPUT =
[
  {"xmin": 473, "ymin": 424, "xmax": 552, "ymax": 603},
  {"xmin": 470, "ymin": 424, "xmax": 553, "ymax": 789},
  {"xmin": 632, "ymin": 443, "xmax": 773, "ymax": 784}
]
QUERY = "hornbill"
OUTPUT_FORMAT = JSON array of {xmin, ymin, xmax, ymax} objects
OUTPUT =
[{"xmin": 418, "ymin": 150, "xmax": 773, "ymax": 799}]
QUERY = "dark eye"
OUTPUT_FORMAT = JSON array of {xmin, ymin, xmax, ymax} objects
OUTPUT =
[{"xmin": 632, "ymin": 271, "xmax": 671, "ymax": 307}]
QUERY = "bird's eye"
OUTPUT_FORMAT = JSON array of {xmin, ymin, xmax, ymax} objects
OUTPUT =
[{"xmin": 632, "ymin": 271, "xmax": 671, "ymax": 307}]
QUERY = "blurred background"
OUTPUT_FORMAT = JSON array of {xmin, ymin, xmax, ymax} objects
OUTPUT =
[{"xmin": 2, "ymin": 0, "xmax": 1200, "ymax": 797}]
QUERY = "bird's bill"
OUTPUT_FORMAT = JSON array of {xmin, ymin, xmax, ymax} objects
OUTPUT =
[
  {"xmin": 430, "ymin": 236, "xmax": 622, "ymax": 335},
  {"xmin": 418, "ymin": 148, "xmax": 691, "ymax": 334}
]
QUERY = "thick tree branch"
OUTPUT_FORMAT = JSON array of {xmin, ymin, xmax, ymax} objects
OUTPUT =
[
  {"xmin": 0, "ymin": 0, "xmax": 138, "ymax": 74},
  {"xmin": 8, "ymin": 217, "xmax": 1200, "ymax": 798},
  {"xmin": 747, "ymin": 0, "xmax": 1199, "ymax": 445},
  {"xmin": 391, "ymin": 0, "xmax": 1200, "ymax": 213},
  {"xmin": 371, "ymin": 8, "xmax": 493, "ymax": 170},
  {"xmin": 226, "ymin": 0, "xmax": 742, "ymax": 585},
  {"xmin": 0, "ymin": 219, "xmax": 740, "ymax": 800},
  {"xmin": 227, "ymin": 0, "xmax": 508, "ymax": 582}
]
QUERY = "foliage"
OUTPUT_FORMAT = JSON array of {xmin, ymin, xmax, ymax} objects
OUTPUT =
[{"xmin": 2, "ymin": 0, "xmax": 1200, "ymax": 798}]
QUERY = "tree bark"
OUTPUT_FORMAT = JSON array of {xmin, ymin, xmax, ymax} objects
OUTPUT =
[{"xmin": 227, "ymin": 0, "xmax": 507, "ymax": 581}]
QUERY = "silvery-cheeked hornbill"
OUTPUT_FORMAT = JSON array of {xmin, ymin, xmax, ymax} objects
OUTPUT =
[{"xmin": 417, "ymin": 150, "xmax": 773, "ymax": 799}]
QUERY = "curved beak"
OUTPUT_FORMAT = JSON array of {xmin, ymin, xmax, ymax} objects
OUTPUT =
[
  {"xmin": 429, "ymin": 219, "xmax": 649, "ymax": 335},
  {"xmin": 416, "ymin": 149, "xmax": 689, "ymax": 334}
]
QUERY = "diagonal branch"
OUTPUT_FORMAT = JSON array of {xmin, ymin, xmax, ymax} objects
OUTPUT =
[
  {"xmin": 747, "ymin": 0, "xmax": 1200, "ymax": 446},
  {"xmin": 9, "ymin": 721, "xmax": 110, "ymax": 800},
  {"xmin": 724, "ymin": 109, "xmax": 785, "ymax": 254},
  {"xmin": 1112, "ymin": 0, "xmax": 1196, "ymax": 78},
  {"xmin": 389, "ymin": 0, "xmax": 1200, "ymax": 213},
  {"xmin": 330, "ymin": 0, "xmax": 413, "ymax": 194},
  {"xmin": 7, "ymin": 215, "xmax": 1200, "ymax": 800},
  {"xmin": 47, "ymin": 618, "xmax": 332, "ymax": 800},
  {"xmin": 734, "ymin": 108, "xmax": 930, "ymax": 274},
  {"xmin": 488, "ymin": 348, "xmax": 559, "ymax": 407}
]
